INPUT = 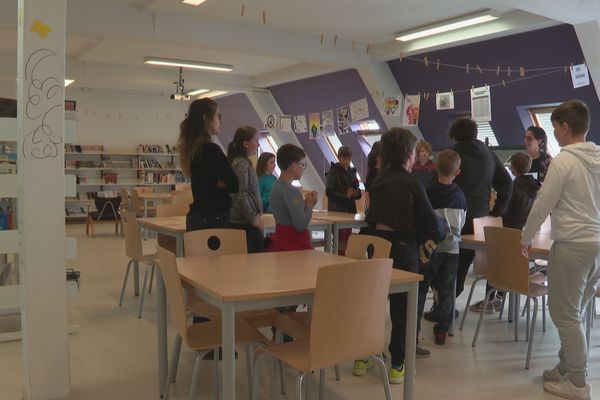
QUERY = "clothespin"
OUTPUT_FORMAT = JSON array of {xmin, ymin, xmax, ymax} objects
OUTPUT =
[
  {"xmin": 333, "ymin": 35, "xmax": 338, "ymax": 47},
  {"xmin": 507, "ymin": 66, "xmax": 511, "ymax": 77},
  {"xmin": 424, "ymin": 57, "xmax": 429, "ymax": 67},
  {"xmin": 519, "ymin": 67, "xmax": 525, "ymax": 77},
  {"xmin": 496, "ymin": 66, "xmax": 500, "ymax": 76},
  {"xmin": 476, "ymin": 64, "xmax": 482, "ymax": 74},
  {"xmin": 320, "ymin": 33, "xmax": 324, "ymax": 45},
  {"xmin": 366, "ymin": 44, "xmax": 370, "ymax": 54},
  {"xmin": 437, "ymin": 59, "xmax": 440, "ymax": 70},
  {"xmin": 564, "ymin": 66, "xmax": 568, "ymax": 74},
  {"xmin": 240, "ymin": 4, "xmax": 245, "ymax": 17},
  {"xmin": 502, "ymin": 80, "xmax": 506, "ymax": 87},
  {"xmin": 466, "ymin": 63, "xmax": 470, "ymax": 74},
  {"xmin": 399, "ymin": 52, "xmax": 404, "ymax": 62},
  {"xmin": 262, "ymin": 11, "xmax": 266, "ymax": 24},
  {"xmin": 424, "ymin": 92, "xmax": 430, "ymax": 101}
]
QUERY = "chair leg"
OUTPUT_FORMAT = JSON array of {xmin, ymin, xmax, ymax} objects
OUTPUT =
[
  {"xmin": 90, "ymin": 220, "xmax": 95, "ymax": 238},
  {"xmin": 252, "ymin": 351, "xmax": 270, "ymax": 400},
  {"xmin": 334, "ymin": 365, "xmax": 341, "ymax": 381},
  {"xmin": 522, "ymin": 297, "xmax": 529, "ymax": 317},
  {"xmin": 148, "ymin": 264, "xmax": 156, "ymax": 294},
  {"xmin": 213, "ymin": 348, "xmax": 221, "ymax": 400},
  {"xmin": 296, "ymin": 372, "xmax": 307, "ymax": 400},
  {"xmin": 115, "ymin": 220, "xmax": 119, "ymax": 235},
  {"xmin": 542, "ymin": 295, "xmax": 547, "ymax": 332},
  {"xmin": 85, "ymin": 217, "xmax": 90, "ymax": 235},
  {"xmin": 371, "ymin": 355, "xmax": 392, "ymax": 400},
  {"xmin": 460, "ymin": 276, "xmax": 483, "ymax": 331},
  {"xmin": 138, "ymin": 264, "xmax": 151, "ymax": 319},
  {"xmin": 162, "ymin": 335, "xmax": 182, "ymax": 400},
  {"xmin": 275, "ymin": 330, "xmax": 287, "ymax": 395},
  {"xmin": 245, "ymin": 345, "xmax": 253, "ymax": 400},
  {"xmin": 526, "ymin": 297, "xmax": 531, "ymax": 342},
  {"xmin": 319, "ymin": 369, "xmax": 325, "ymax": 400},
  {"xmin": 306, "ymin": 372, "xmax": 312, "ymax": 400},
  {"xmin": 498, "ymin": 294, "xmax": 507, "ymax": 320},
  {"xmin": 472, "ymin": 288, "xmax": 495, "ymax": 347},
  {"xmin": 189, "ymin": 350, "xmax": 209, "ymax": 400},
  {"xmin": 525, "ymin": 297, "xmax": 538, "ymax": 369},
  {"xmin": 118, "ymin": 259, "xmax": 134, "ymax": 307},
  {"xmin": 515, "ymin": 294, "xmax": 520, "ymax": 342}
]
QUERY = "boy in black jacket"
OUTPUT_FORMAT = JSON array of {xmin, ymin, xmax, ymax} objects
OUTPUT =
[
  {"xmin": 326, "ymin": 145, "xmax": 361, "ymax": 254},
  {"xmin": 470, "ymin": 152, "xmax": 540, "ymax": 313}
]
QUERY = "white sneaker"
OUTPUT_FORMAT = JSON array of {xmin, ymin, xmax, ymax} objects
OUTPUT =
[{"xmin": 543, "ymin": 379, "xmax": 591, "ymax": 400}]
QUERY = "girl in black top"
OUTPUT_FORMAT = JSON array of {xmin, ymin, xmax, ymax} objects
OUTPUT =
[
  {"xmin": 178, "ymin": 98, "xmax": 239, "ymax": 231},
  {"xmin": 524, "ymin": 126, "xmax": 553, "ymax": 183}
]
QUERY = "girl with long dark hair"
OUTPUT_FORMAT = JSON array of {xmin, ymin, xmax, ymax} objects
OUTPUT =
[{"xmin": 524, "ymin": 126, "xmax": 553, "ymax": 183}]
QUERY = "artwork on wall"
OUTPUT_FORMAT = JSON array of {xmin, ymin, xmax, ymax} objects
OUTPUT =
[
  {"xmin": 383, "ymin": 96, "xmax": 402, "ymax": 116},
  {"xmin": 350, "ymin": 98, "xmax": 369, "ymax": 122},
  {"xmin": 292, "ymin": 115, "xmax": 308, "ymax": 133},
  {"xmin": 471, "ymin": 86, "xmax": 491, "ymax": 122},
  {"xmin": 435, "ymin": 92, "xmax": 455, "ymax": 110},
  {"xmin": 336, "ymin": 105, "xmax": 351, "ymax": 135},
  {"xmin": 321, "ymin": 110, "xmax": 335, "ymax": 135},
  {"xmin": 279, "ymin": 115, "xmax": 293, "ymax": 133},
  {"xmin": 402, "ymin": 94, "xmax": 420, "ymax": 126},
  {"xmin": 309, "ymin": 113, "xmax": 320, "ymax": 140}
]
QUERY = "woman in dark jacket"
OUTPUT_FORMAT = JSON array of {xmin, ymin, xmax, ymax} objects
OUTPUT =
[{"xmin": 524, "ymin": 126, "xmax": 553, "ymax": 184}]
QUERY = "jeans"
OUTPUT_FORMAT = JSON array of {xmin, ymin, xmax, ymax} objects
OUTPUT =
[
  {"xmin": 229, "ymin": 223, "xmax": 265, "ymax": 253},
  {"xmin": 418, "ymin": 252, "xmax": 458, "ymax": 333},
  {"xmin": 456, "ymin": 217, "xmax": 474, "ymax": 297}
]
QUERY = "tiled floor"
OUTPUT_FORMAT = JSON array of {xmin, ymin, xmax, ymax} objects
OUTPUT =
[{"xmin": 0, "ymin": 224, "xmax": 598, "ymax": 399}]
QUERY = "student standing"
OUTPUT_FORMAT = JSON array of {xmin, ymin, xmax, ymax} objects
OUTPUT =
[
  {"xmin": 411, "ymin": 140, "xmax": 436, "ymax": 190},
  {"xmin": 326, "ymin": 145, "xmax": 361, "ymax": 254},
  {"xmin": 364, "ymin": 127, "xmax": 445, "ymax": 384},
  {"xmin": 524, "ymin": 126, "xmax": 553, "ymax": 183},
  {"xmin": 256, "ymin": 152, "xmax": 277, "ymax": 213},
  {"xmin": 227, "ymin": 126, "xmax": 265, "ymax": 253},
  {"xmin": 268, "ymin": 144, "xmax": 318, "ymax": 251},
  {"xmin": 521, "ymin": 100, "xmax": 600, "ymax": 400},
  {"xmin": 178, "ymin": 98, "xmax": 238, "ymax": 231}
]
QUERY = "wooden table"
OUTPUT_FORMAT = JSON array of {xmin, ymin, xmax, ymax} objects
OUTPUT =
[
  {"xmin": 137, "ymin": 215, "xmax": 334, "ymax": 397},
  {"xmin": 312, "ymin": 211, "xmax": 368, "ymax": 254},
  {"xmin": 137, "ymin": 192, "xmax": 172, "ymax": 218},
  {"xmin": 177, "ymin": 250, "xmax": 422, "ymax": 400},
  {"xmin": 461, "ymin": 231, "xmax": 552, "ymax": 260}
]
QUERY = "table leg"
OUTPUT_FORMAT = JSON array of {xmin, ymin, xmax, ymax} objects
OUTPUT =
[
  {"xmin": 324, "ymin": 225, "xmax": 332, "ymax": 253},
  {"xmin": 332, "ymin": 225, "xmax": 339, "ymax": 255},
  {"xmin": 404, "ymin": 282, "xmax": 417, "ymax": 400},
  {"xmin": 222, "ymin": 303, "xmax": 236, "ymax": 400},
  {"xmin": 157, "ymin": 269, "xmax": 168, "ymax": 397},
  {"xmin": 144, "ymin": 198, "xmax": 148, "ymax": 219},
  {"xmin": 134, "ymin": 260, "xmax": 140, "ymax": 296}
]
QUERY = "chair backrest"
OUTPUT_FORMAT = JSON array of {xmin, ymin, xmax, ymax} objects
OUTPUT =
[
  {"xmin": 94, "ymin": 196, "xmax": 121, "ymax": 220},
  {"xmin": 156, "ymin": 246, "xmax": 189, "ymax": 343},
  {"xmin": 484, "ymin": 226, "xmax": 530, "ymax": 294},
  {"xmin": 472, "ymin": 216, "xmax": 503, "ymax": 275},
  {"xmin": 309, "ymin": 259, "xmax": 392, "ymax": 370},
  {"xmin": 345, "ymin": 234, "xmax": 391, "ymax": 260},
  {"xmin": 183, "ymin": 229, "xmax": 247, "ymax": 257},
  {"xmin": 156, "ymin": 202, "xmax": 188, "ymax": 217},
  {"xmin": 171, "ymin": 190, "xmax": 193, "ymax": 209},
  {"xmin": 130, "ymin": 189, "xmax": 143, "ymax": 213},
  {"xmin": 121, "ymin": 210, "xmax": 143, "ymax": 261},
  {"xmin": 120, "ymin": 189, "xmax": 130, "ymax": 211}
]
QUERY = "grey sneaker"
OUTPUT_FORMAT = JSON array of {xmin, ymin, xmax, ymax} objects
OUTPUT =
[
  {"xmin": 416, "ymin": 345, "xmax": 431, "ymax": 358},
  {"xmin": 492, "ymin": 297, "xmax": 504, "ymax": 312},
  {"xmin": 543, "ymin": 365, "xmax": 567, "ymax": 382},
  {"xmin": 469, "ymin": 300, "xmax": 494, "ymax": 314},
  {"xmin": 543, "ymin": 379, "xmax": 591, "ymax": 400}
]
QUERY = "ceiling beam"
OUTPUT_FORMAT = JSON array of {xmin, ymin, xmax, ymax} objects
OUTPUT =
[{"xmin": 500, "ymin": 0, "xmax": 600, "ymax": 24}]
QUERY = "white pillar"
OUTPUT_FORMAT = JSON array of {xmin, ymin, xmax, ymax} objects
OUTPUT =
[{"xmin": 17, "ymin": 1, "xmax": 70, "ymax": 399}]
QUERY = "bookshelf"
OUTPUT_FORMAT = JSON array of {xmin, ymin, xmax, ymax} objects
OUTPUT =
[{"xmin": 64, "ymin": 144, "xmax": 189, "ymax": 220}]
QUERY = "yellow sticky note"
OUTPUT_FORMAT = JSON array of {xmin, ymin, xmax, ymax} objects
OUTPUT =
[{"xmin": 31, "ymin": 19, "xmax": 51, "ymax": 39}]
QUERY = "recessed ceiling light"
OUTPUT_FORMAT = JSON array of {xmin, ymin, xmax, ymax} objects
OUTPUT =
[
  {"xmin": 198, "ymin": 90, "xmax": 228, "ymax": 99},
  {"xmin": 186, "ymin": 88, "xmax": 209, "ymax": 96},
  {"xmin": 395, "ymin": 10, "xmax": 499, "ymax": 42},
  {"xmin": 65, "ymin": 79, "xmax": 74, "ymax": 87},
  {"xmin": 144, "ymin": 57, "xmax": 234, "ymax": 72},
  {"xmin": 182, "ymin": 0, "xmax": 207, "ymax": 5}
]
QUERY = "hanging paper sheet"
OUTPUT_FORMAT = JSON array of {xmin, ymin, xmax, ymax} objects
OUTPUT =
[
  {"xmin": 279, "ymin": 115, "xmax": 293, "ymax": 133},
  {"xmin": 350, "ymin": 98, "xmax": 369, "ymax": 122},
  {"xmin": 470, "ymin": 86, "xmax": 492, "ymax": 122},
  {"xmin": 383, "ymin": 96, "xmax": 402, "ymax": 116},
  {"xmin": 321, "ymin": 110, "xmax": 335, "ymax": 136},
  {"xmin": 436, "ymin": 92, "xmax": 455, "ymax": 110},
  {"xmin": 402, "ymin": 94, "xmax": 421, "ymax": 126},
  {"xmin": 264, "ymin": 114, "xmax": 277, "ymax": 130},
  {"xmin": 292, "ymin": 115, "xmax": 308, "ymax": 133},
  {"xmin": 336, "ymin": 105, "xmax": 352, "ymax": 135},
  {"xmin": 570, "ymin": 64, "xmax": 590, "ymax": 88},
  {"xmin": 309, "ymin": 113, "xmax": 321, "ymax": 140}
]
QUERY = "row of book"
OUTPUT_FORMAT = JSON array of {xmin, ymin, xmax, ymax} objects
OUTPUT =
[
  {"xmin": 137, "ymin": 144, "xmax": 177, "ymax": 154},
  {"xmin": 140, "ymin": 171, "xmax": 187, "ymax": 184},
  {"xmin": 100, "ymin": 160, "xmax": 132, "ymax": 169},
  {"xmin": 66, "ymin": 160, "xmax": 98, "ymax": 168},
  {"xmin": 65, "ymin": 144, "xmax": 104, "ymax": 153}
]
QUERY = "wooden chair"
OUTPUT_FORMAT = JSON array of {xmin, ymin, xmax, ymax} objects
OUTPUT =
[
  {"xmin": 459, "ymin": 216, "xmax": 503, "ymax": 330},
  {"xmin": 345, "ymin": 234, "xmax": 391, "ymax": 260},
  {"xmin": 472, "ymin": 226, "xmax": 547, "ymax": 369},
  {"xmin": 252, "ymin": 259, "xmax": 394, "ymax": 400},
  {"xmin": 156, "ymin": 246, "xmax": 271, "ymax": 400},
  {"xmin": 120, "ymin": 188, "xmax": 130, "ymax": 212},
  {"xmin": 130, "ymin": 188, "xmax": 156, "ymax": 218},
  {"xmin": 119, "ymin": 210, "xmax": 157, "ymax": 318},
  {"xmin": 154, "ymin": 202, "xmax": 188, "ymax": 257},
  {"xmin": 86, "ymin": 196, "xmax": 122, "ymax": 238}
]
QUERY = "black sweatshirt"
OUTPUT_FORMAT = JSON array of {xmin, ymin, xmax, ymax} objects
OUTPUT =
[
  {"xmin": 452, "ymin": 140, "xmax": 513, "ymax": 219},
  {"xmin": 189, "ymin": 142, "xmax": 239, "ymax": 215},
  {"xmin": 325, "ymin": 162, "xmax": 361, "ymax": 213},
  {"xmin": 502, "ymin": 175, "xmax": 540, "ymax": 229}
]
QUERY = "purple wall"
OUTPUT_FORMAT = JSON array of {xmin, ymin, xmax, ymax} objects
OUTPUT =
[
  {"xmin": 269, "ymin": 69, "xmax": 387, "ymax": 181},
  {"xmin": 217, "ymin": 93, "xmax": 264, "ymax": 149},
  {"xmin": 388, "ymin": 24, "xmax": 600, "ymax": 150}
]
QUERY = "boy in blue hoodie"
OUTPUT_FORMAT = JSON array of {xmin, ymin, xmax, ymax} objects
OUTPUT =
[{"xmin": 417, "ymin": 150, "xmax": 467, "ymax": 345}]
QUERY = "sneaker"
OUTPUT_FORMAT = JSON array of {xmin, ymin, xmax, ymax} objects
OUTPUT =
[
  {"xmin": 389, "ymin": 365, "xmax": 405, "ymax": 384},
  {"xmin": 492, "ymin": 297, "xmax": 504, "ymax": 312},
  {"xmin": 423, "ymin": 304, "xmax": 439, "ymax": 322},
  {"xmin": 543, "ymin": 379, "xmax": 591, "ymax": 400},
  {"xmin": 434, "ymin": 331, "xmax": 447, "ymax": 345},
  {"xmin": 469, "ymin": 300, "xmax": 494, "ymax": 314},
  {"xmin": 543, "ymin": 365, "xmax": 567, "ymax": 382},
  {"xmin": 352, "ymin": 359, "xmax": 373, "ymax": 376},
  {"xmin": 416, "ymin": 345, "xmax": 431, "ymax": 358}
]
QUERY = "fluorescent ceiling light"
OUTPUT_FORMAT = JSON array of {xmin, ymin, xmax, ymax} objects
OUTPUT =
[
  {"xmin": 395, "ymin": 10, "xmax": 499, "ymax": 42},
  {"xmin": 144, "ymin": 57, "xmax": 234, "ymax": 72},
  {"xmin": 182, "ymin": 0, "xmax": 207, "ymax": 5},
  {"xmin": 186, "ymin": 88, "xmax": 209, "ymax": 96},
  {"xmin": 198, "ymin": 90, "xmax": 228, "ymax": 99},
  {"xmin": 65, "ymin": 79, "xmax": 74, "ymax": 87}
]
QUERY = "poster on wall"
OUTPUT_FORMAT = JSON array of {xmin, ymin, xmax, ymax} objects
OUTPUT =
[
  {"xmin": 402, "ymin": 94, "xmax": 420, "ymax": 126},
  {"xmin": 292, "ymin": 115, "xmax": 308, "ymax": 133},
  {"xmin": 436, "ymin": 92, "xmax": 455, "ymax": 110},
  {"xmin": 350, "ymin": 98, "xmax": 369, "ymax": 122},
  {"xmin": 570, "ymin": 63, "xmax": 590, "ymax": 88},
  {"xmin": 383, "ymin": 96, "xmax": 402, "ymax": 116},
  {"xmin": 279, "ymin": 115, "xmax": 293, "ymax": 133},
  {"xmin": 264, "ymin": 113, "xmax": 277, "ymax": 130},
  {"xmin": 471, "ymin": 86, "xmax": 492, "ymax": 122},
  {"xmin": 309, "ymin": 113, "xmax": 321, "ymax": 140},
  {"xmin": 321, "ymin": 110, "xmax": 335, "ymax": 135},
  {"xmin": 336, "ymin": 105, "xmax": 352, "ymax": 135}
]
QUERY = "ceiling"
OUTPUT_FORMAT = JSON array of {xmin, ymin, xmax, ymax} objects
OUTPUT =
[{"xmin": 0, "ymin": 0, "xmax": 594, "ymax": 94}]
